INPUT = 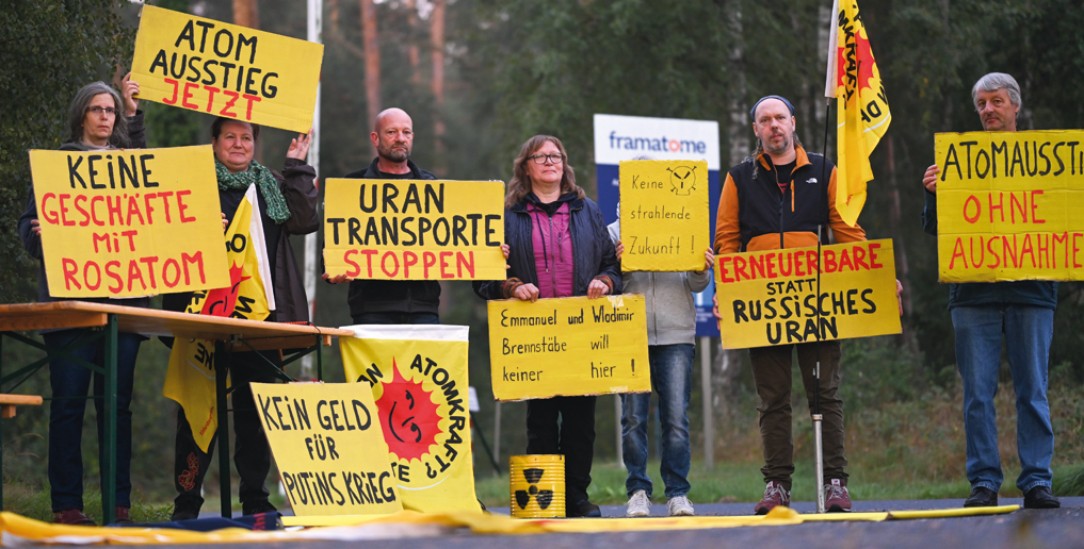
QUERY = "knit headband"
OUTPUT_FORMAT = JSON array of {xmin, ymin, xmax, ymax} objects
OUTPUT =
[{"xmin": 749, "ymin": 95, "xmax": 796, "ymax": 122}]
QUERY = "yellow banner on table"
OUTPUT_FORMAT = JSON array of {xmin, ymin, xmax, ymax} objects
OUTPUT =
[
  {"xmin": 340, "ymin": 325, "xmax": 480, "ymax": 514},
  {"xmin": 28, "ymin": 145, "xmax": 227, "ymax": 298},
  {"xmin": 488, "ymin": 295, "xmax": 651, "ymax": 401},
  {"xmin": 934, "ymin": 130, "xmax": 1084, "ymax": 282},
  {"xmin": 618, "ymin": 160, "xmax": 710, "ymax": 271},
  {"xmin": 715, "ymin": 239, "xmax": 901, "ymax": 349},
  {"xmin": 323, "ymin": 179, "xmax": 505, "ymax": 280},
  {"xmin": 131, "ymin": 5, "xmax": 323, "ymax": 133},
  {"xmin": 250, "ymin": 382, "xmax": 403, "ymax": 516}
]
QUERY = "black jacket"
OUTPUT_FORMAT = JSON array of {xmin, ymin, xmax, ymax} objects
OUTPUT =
[
  {"xmin": 474, "ymin": 194, "xmax": 621, "ymax": 300},
  {"xmin": 344, "ymin": 157, "xmax": 442, "ymax": 317}
]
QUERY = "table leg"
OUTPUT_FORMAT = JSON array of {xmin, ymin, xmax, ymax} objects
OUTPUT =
[
  {"xmin": 215, "ymin": 339, "xmax": 232, "ymax": 517},
  {"xmin": 102, "ymin": 315, "xmax": 118, "ymax": 525}
]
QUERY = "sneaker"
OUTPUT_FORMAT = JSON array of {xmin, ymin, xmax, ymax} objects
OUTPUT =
[
  {"xmin": 824, "ymin": 479, "xmax": 852, "ymax": 512},
  {"xmin": 754, "ymin": 480, "xmax": 791, "ymax": 515},
  {"xmin": 667, "ymin": 495, "xmax": 695, "ymax": 517},
  {"xmin": 53, "ymin": 509, "xmax": 95, "ymax": 526},
  {"xmin": 567, "ymin": 499, "xmax": 602, "ymax": 518},
  {"xmin": 626, "ymin": 489, "xmax": 651, "ymax": 517},
  {"xmin": 111, "ymin": 506, "xmax": 134, "ymax": 526},
  {"xmin": 963, "ymin": 486, "xmax": 998, "ymax": 508},
  {"xmin": 1023, "ymin": 486, "xmax": 1060, "ymax": 509}
]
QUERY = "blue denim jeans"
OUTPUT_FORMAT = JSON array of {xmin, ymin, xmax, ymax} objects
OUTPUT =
[
  {"xmin": 621, "ymin": 344, "xmax": 694, "ymax": 498},
  {"xmin": 951, "ymin": 305, "xmax": 1055, "ymax": 493},
  {"xmin": 45, "ymin": 329, "xmax": 142, "ymax": 512}
]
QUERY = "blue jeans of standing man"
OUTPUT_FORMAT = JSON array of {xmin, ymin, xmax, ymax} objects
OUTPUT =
[
  {"xmin": 45, "ymin": 329, "xmax": 142, "ymax": 512},
  {"xmin": 951, "ymin": 305, "xmax": 1055, "ymax": 493},
  {"xmin": 622, "ymin": 344, "xmax": 694, "ymax": 498}
]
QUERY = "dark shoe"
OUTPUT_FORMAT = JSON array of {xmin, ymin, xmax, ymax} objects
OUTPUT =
[
  {"xmin": 242, "ymin": 499, "xmax": 278, "ymax": 516},
  {"xmin": 567, "ymin": 499, "xmax": 602, "ymax": 518},
  {"xmin": 963, "ymin": 486, "xmax": 998, "ymax": 507},
  {"xmin": 1023, "ymin": 486, "xmax": 1061, "ymax": 509},
  {"xmin": 754, "ymin": 481, "xmax": 791, "ymax": 515},
  {"xmin": 824, "ymin": 478, "xmax": 852, "ymax": 513},
  {"xmin": 54, "ymin": 509, "xmax": 95, "ymax": 526},
  {"xmin": 111, "ymin": 506, "xmax": 134, "ymax": 526},
  {"xmin": 170, "ymin": 500, "xmax": 202, "ymax": 521}
]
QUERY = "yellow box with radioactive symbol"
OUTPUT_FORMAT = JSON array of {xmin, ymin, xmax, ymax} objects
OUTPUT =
[
  {"xmin": 509, "ymin": 454, "xmax": 565, "ymax": 518},
  {"xmin": 618, "ymin": 159, "xmax": 710, "ymax": 272}
]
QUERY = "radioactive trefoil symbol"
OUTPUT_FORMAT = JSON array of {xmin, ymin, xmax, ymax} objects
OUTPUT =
[
  {"xmin": 514, "ymin": 468, "xmax": 554, "ymax": 510},
  {"xmin": 667, "ymin": 165, "xmax": 698, "ymax": 196}
]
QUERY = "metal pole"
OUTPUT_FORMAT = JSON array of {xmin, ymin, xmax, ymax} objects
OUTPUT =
[
  {"xmin": 493, "ymin": 402, "xmax": 501, "ymax": 465},
  {"xmin": 615, "ymin": 395, "xmax": 623, "ymax": 466},
  {"xmin": 699, "ymin": 336, "xmax": 714, "ymax": 467},
  {"xmin": 813, "ymin": 224, "xmax": 826, "ymax": 514},
  {"xmin": 301, "ymin": 0, "xmax": 323, "ymax": 379}
]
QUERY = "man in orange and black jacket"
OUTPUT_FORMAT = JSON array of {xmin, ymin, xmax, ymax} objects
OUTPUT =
[{"xmin": 714, "ymin": 95, "xmax": 865, "ymax": 515}]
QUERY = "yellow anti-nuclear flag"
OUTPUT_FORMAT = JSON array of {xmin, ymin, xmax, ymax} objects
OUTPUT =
[
  {"xmin": 339, "ymin": 325, "xmax": 481, "ymax": 514},
  {"xmin": 163, "ymin": 185, "xmax": 273, "ymax": 451},
  {"xmin": 825, "ymin": 0, "xmax": 891, "ymax": 227}
]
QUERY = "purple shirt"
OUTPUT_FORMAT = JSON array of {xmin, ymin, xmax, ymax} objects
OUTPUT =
[{"xmin": 528, "ymin": 201, "xmax": 574, "ymax": 298}]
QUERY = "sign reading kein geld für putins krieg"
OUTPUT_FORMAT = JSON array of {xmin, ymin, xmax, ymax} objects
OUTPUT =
[{"xmin": 593, "ymin": 114, "xmax": 721, "ymax": 336}]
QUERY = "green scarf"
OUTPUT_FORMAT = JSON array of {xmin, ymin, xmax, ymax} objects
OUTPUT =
[{"xmin": 215, "ymin": 159, "xmax": 292, "ymax": 223}]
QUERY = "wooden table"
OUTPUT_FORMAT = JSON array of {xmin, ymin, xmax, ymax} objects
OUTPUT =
[{"xmin": 0, "ymin": 301, "xmax": 353, "ymax": 522}]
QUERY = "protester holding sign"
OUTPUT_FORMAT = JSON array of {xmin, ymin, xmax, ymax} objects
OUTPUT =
[
  {"xmin": 17, "ymin": 76, "xmax": 146, "ymax": 526},
  {"xmin": 474, "ymin": 135, "xmax": 620, "ymax": 518},
  {"xmin": 920, "ymin": 73, "xmax": 1060, "ymax": 510},
  {"xmin": 327, "ymin": 107, "xmax": 443, "ymax": 324},
  {"xmin": 165, "ymin": 117, "xmax": 319, "ymax": 520},
  {"xmin": 714, "ymin": 95, "xmax": 866, "ymax": 515},
  {"xmin": 608, "ymin": 213, "xmax": 712, "ymax": 517}
]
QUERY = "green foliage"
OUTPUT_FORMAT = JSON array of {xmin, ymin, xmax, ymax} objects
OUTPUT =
[{"xmin": 0, "ymin": 1, "xmax": 138, "ymax": 303}]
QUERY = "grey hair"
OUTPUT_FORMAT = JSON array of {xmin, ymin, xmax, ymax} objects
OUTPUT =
[
  {"xmin": 972, "ymin": 72, "xmax": 1022, "ymax": 111},
  {"xmin": 67, "ymin": 81, "xmax": 129, "ymax": 147}
]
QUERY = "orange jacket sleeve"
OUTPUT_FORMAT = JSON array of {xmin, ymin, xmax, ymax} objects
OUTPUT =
[{"xmin": 714, "ymin": 172, "xmax": 742, "ymax": 254}]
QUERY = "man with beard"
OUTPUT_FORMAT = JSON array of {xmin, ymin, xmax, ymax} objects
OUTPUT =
[
  {"xmin": 333, "ymin": 108, "xmax": 441, "ymax": 324},
  {"xmin": 713, "ymin": 95, "xmax": 866, "ymax": 515},
  {"xmin": 921, "ymin": 73, "xmax": 1060, "ymax": 510}
]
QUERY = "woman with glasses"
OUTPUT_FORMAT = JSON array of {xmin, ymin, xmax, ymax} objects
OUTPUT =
[
  {"xmin": 475, "ymin": 135, "xmax": 620, "ymax": 518},
  {"xmin": 17, "ymin": 75, "xmax": 146, "ymax": 526}
]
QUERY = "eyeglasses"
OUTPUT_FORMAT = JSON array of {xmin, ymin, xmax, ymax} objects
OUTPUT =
[
  {"xmin": 86, "ymin": 106, "xmax": 117, "ymax": 116},
  {"xmin": 528, "ymin": 153, "xmax": 563, "ymax": 165}
]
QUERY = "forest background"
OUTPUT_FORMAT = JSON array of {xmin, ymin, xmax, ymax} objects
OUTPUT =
[{"xmin": 1, "ymin": 0, "xmax": 1082, "ymax": 511}]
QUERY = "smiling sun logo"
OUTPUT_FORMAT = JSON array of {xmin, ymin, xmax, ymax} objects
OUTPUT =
[{"xmin": 375, "ymin": 360, "xmax": 442, "ymax": 461}]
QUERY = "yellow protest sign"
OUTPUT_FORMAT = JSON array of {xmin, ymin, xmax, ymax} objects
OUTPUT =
[
  {"xmin": 715, "ymin": 239, "xmax": 901, "ymax": 349},
  {"xmin": 934, "ymin": 130, "xmax": 1084, "ymax": 282},
  {"xmin": 28, "ymin": 145, "xmax": 228, "ymax": 298},
  {"xmin": 618, "ymin": 160, "xmax": 710, "ymax": 271},
  {"xmin": 487, "ymin": 295, "xmax": 651, "ymax": 401},
  {"xmin": 323, "ymin": 179, "xmax": 505, "ymax": 280},
  {"xmin": 250, "ymin": 382, "xmax": 403, "ymax": 516},
  {"xmin": 340, "ymin": 325, "xmax": 480, "ymax": 514},
  {"xmin": 131, "ymin": 5, "xmax": 323, "ymax": 133}
]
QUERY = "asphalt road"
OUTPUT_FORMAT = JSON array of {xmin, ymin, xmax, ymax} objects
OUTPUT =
[{"xmin": 157, "ymin": 497, "xmax": 1084, "ymax": 549}]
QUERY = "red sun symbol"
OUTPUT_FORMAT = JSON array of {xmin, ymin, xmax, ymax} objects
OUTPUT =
[
  {"xmin": 200, "ymin": 261, "xmax": 250, "ymax": 317},
  {"xmin": 836, "ymin": 30, "xmax": 876, "ymax": 92},
  {"xmin": 375, "ymin": 360, "xmax": 443, "ymax": 461}
]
